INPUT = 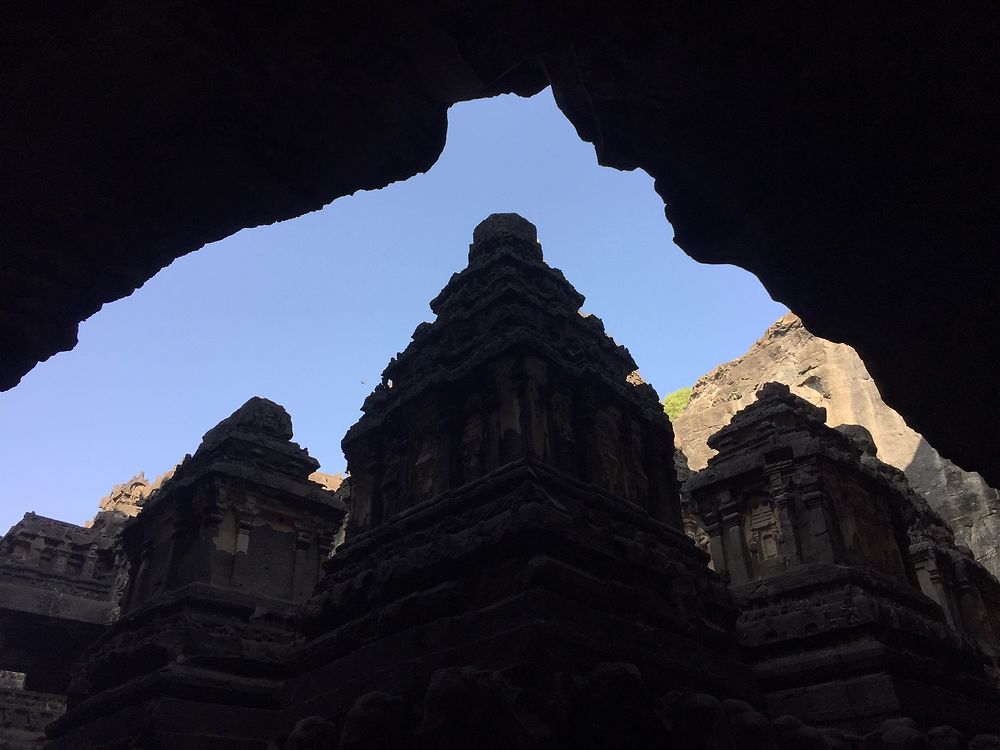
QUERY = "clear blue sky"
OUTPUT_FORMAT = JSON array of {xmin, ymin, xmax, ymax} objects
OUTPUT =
[{"xmin": 0, "ymin": 90, "xmax": 786, "ymax": 532}]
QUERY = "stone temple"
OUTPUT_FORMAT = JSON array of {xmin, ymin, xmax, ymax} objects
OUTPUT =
[{"xmin": 1, "ymin": 215, "xmax": 998, "ymax": 749}]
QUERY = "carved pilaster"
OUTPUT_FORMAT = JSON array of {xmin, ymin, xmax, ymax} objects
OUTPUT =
[
  {"xmin": 722, "ymin": 507, "xmax": 751, "ymax": 584},
  {"xmin": 81, "ymin": 543, "xmax": 98, "ymax": 578},
  {"xmin": 799, "ymin": 467, "xmax": 835, "ymax": 564},
  {"xmin": 700, "ymin": 514, "xmax": 723, "ymax": 573},
  {"xmin": 910, "ymin": 542, "xmax": 957, "ymax": 630},
  {"xmin": 230, "ymin": 506, "xmax": 258, "ymax": 586},
  {"xmin": 765, "ymin": 463, "xmax": 799, "ymax": 564}
]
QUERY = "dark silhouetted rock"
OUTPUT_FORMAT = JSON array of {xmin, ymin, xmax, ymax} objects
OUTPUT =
[
  {"xmin": 339, "ymin": 691, "xmax": 409, "ymax": 750},
  {"xmin": 2, "ymin": 5, "xmax": 997, "ymax": 496},
  {"xmin": 284, "ymin": 716, "xmax": 339, "ymax": 750},
  {"xmin": 568, "ymin": 663, "xmax": 667, "ymax": 750},
  {"xmin": 421, "ymin": 669, "xmax": 525, "ymax": 750},
  {"xmin": 928, "ymin": 726, "xmax": 966, "ymax": 750}
]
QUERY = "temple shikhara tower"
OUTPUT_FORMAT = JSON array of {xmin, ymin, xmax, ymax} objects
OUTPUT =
[
  {"xmin": 684, "ymin": 383, "xmax": 1000, "ymax": 732},
  {"xmin": 2, "ymin": 216, "xmax": 998, "ymax": 749},
  {"xmin": 290, "ymin": 213, "xmax": 754, "ymax": 742},
  {"xmin": 47, "ymin": 397, "xmax": 348, "ymax": 748}
]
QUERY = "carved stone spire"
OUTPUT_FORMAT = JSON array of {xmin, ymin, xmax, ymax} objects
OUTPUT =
[
  {"xmin": 469, "ymin": 212, "xmax": 541, "ymax": 260},
  {"xmin": 298, "ymin": 217, "xmax": 754, "ymax": 735},
  {"xmin": 343, "ymin": 213, "xmax": 678, "ymax": 535}
]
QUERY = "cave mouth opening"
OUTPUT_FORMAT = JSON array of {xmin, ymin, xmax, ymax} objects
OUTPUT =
[
  {"xmin": 0, "ymin": 90, "xmax": 785, "ymax": 535},
  {"xmin": 4, "ymin": 4, "xmax": 997, "ymax": 503}
]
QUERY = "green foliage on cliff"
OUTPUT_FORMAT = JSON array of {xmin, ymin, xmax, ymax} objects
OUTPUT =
[{"xmin": 662, "ymin": 386, "xmax": 693, "ymax": 420}]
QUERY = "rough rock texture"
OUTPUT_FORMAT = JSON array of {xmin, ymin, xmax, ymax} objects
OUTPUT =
[
  {"xmin": 1, "ymin": 4, "xmax": 997, "ymax": 490},
  {"xmin": 307, "ymin": 472, "xmax": 343, "ymax": 493},
  {"xmin": 0, "ymin": 688, "xmax": 65, "ymax": 749},
  {"xmin": 674, "ymin": 314, "xmax": 1000, "ymax": 579}
]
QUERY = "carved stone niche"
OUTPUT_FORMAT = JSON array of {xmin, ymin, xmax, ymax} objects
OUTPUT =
[
  {"xmin": 742, "ymin": 491, "xmax": 783, "ymax": 577},
  {"xmin": 681, "ymin": 509, "xmax": 714, "ymax": 571}
]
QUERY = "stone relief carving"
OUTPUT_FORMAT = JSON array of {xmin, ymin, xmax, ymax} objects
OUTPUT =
[
  {"xmin": 683, "ymin": 511, "xmax": 715, "ymax": 571},
  {"xmin": 461, "ymin": 409, "xmax": 485, "ymax": 479},
  {"xmin": 595, "ymin": 408, "xmax": 625, "ymax": 496},
  {"xmin": 744, "ymin": 496, "xmax": 781, "ymax": 563}
]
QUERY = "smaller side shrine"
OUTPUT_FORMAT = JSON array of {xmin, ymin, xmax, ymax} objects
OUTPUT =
[
  {"xmin": 684, "ymin": 382, "xmax": 1000, "ymax": 733},
  {"xmin": 0, "ymin": 514, "xmax": 120, "ymax": 747},
  {"xmin": 47, "ymin": 397, "xmax": 347, "ymax": 749}
]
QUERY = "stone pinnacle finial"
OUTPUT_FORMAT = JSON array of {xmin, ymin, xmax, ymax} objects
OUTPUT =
[
  {"xmin": 470, "ymin": 214, "xmax": 542, "ymax": 262},
  {"xmin": 473, "ymin": 213, "xmax": 537, "ymax": 245},
  {"xmin": 198, "ymin": 396, "xmax": 294, "ymax": 453}
]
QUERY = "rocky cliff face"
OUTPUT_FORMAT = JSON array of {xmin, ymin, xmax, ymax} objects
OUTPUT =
[{"xmin": 673, "ymin": 313, "xmax": 1000, "ymax": 579}]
